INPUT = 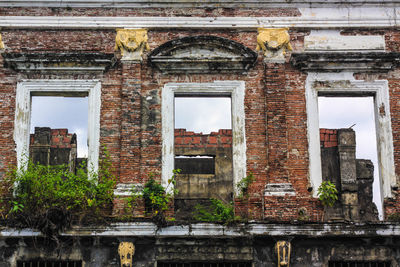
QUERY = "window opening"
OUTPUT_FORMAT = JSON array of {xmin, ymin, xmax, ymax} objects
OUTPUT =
[
  {"xmin": 175, "ymin": 155, "xmax": 215, "ymax": 175},
  {"xmin": 174, "ymin": 97, "xmax": 231, "ymax": 134},
  {"xmin": 14, "ymin": 80, "xmax": 101, "ymax": 176},
  {"xmin": 157, "ymin": 262, "xmax": 252, "ymax": 267},
  {"xmin": 29, "ymin": 96, "xmax": 88, "ymax": 172},
  {"xmin": 17, "ymin": 260, "xmax": 82, "ymax": 267},
  {"xmin": 318, "ymin": 96, "xmax": 382, "ymax": 220},
  {"xmin": 329, "ymin": 261, "xmax": 391, "ymax": 267},
  {"xmin": 162, "ymin": 81, "xmax": 246, "ymax": 202},
  {"xmin": 174, "ymin": 96, "xmax": 233, "ymax": 218}
]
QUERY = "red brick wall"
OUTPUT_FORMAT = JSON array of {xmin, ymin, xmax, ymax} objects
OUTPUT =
[
  {"xmin": 174, "ymin": 128, "xmax": 232, "ymax": 148},
  {"xmin": 320, "ymin": 129, "xmax": 338, "ymax": 148},
  {"xmin": 30, "ymin": 128, "xmax": 76, "ymax": 149},
  {"xmin": 0, "ymin": 13, "xmax": 399, "ymax": 222}
]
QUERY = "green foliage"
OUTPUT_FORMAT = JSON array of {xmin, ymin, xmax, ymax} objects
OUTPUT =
[
  {"xmin": 142, "ymin": 169, "xmax": 180, "ymax": 221},
  {"xmin": 317, "ymin": 181, "xmax": 338, "ymax": 207},
  {"xmin": 0, "ymin": 146, "xmax": 116, "ymax": 235},
  {"xmin": 236, "ymin": 172, "xmax": 255, "ymax": 198},
  {"xmin": 387, "ymin": 213, "xmax": 400, "ymax": 222},
  {"xmin": 124, "ymin": 186, "xmax": 141, "ymax": 214},
  {"xmin": 193, "ymin": 198, "xmax": 239, "ymax": 224}
]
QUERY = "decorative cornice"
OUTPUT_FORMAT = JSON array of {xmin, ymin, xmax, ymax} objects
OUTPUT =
[
  {"xmin": 290, "ymin": 52, "xmax": 400, "ymax": 72},
  {"xmin": 0, "ymin": 0, "xmax": 399, "ymax": 8},
  {"xmin": 0, "ymin": 15, "xmax": 399, "ymax": 29},
  {"xmin": 3, "ymin": 222, "xmax": 400, "ymax": 237},
  {"xmin": 2, "ymin": 52, "xmax": 116, "ymax": 72},
  {"xmin": 149, "ymin": 35, "xmax": 257, "ymax": 74}
]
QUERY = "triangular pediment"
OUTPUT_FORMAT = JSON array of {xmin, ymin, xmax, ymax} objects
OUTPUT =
[{"xmin": 149, "ymin": 36, "xmax": 257, "ymax": 74}]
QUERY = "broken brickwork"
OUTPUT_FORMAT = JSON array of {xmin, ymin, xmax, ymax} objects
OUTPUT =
[
  {"xmin": 174, "ymin": 128, "xmax": 232, "ymax": 219},
  {"xmin": 29, "ymin": 127, "xmax": 78, "ymax": 171},
  {"xmin": 320, "ymin": 128, "xmax": 378, "ymax": 222},
  {"xmin": 1, "ymin": 2, "xmax": 400, "ymax": 266}
]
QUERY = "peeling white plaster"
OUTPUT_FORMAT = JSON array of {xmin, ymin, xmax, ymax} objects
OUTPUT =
[
  {"xmin": 305, "ymin": 30, "xmax": 385, "ymax": 52},
  {"xmin": 306, "ymin": 73, "xmax": 396, "ymax": 199},
  {"xmin": 161, "ymin": 81, "xmax": 246, "ymax": 195},
  {"xmin": 14, "ymin": 80, "xmax": 101, "ymax": 176},
  {"xmin": 4, "ymin": 222, "xmax": 400, "ymax": 238},
  {"xmin": 114, "ymin": 183, "xmax": 143, "ymax": 196},
  {"xmin": 0, "ymin": 6, "xmax": 399, "ymax": 29}
]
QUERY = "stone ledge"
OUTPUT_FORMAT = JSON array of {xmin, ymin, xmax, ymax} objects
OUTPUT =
[
  {"xmin": 291, "ymin": 52, "xmax": 400, "ymax": 72},
  {"xmin": 1, "ymin": 0, "xmax": 399, "ymax": 8},
  {"xmin": 2, "ymin": 222, "xmax": 400, "ymax": 238},
  {"xmin": 2, "ymin": 52, "xmax": 116, "ymax": 73},
  {"xmin": 264, "ymin": 183, "xmax": 296, "ymax": 196}
]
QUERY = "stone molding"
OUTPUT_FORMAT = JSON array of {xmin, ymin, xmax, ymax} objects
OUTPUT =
[
  {"xmin": 3, "ymin": 222, "xmax": 400, "ymax": 237},
  {"xmin": 291, "ymin": 52, "xmax": 400, "ymax": 72},
  {"xmin": 2, "ymin": 52, "xmax": 116, "ymax": 73},
  {"xmin": 0, "ymin": 0, "xmax": 399, "ymax": 8},
  {"xmin": 149, "ymin": 36, "xmax": 257, "ymax": 74},
  {"xmin": 0, "ymin": 13, "xmax": 399, "ymax": 29},
  {"xmin": 114, "ymin": 183, "xmax": 143, "ymax": 196},
  {"xmin": 264, "ymin": 183, "xmax": 296, "ymax": 197}
]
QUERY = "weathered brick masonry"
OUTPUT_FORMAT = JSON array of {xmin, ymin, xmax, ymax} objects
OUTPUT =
[
  {"xmin": 2, "ymin": 3, "xmax": 400, "ymax": 266},
  {"xmin": 1, "ymin": 25, "xmax": 398, "ymax": 220}
]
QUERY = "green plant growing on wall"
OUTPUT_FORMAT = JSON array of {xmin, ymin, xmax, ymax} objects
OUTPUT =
[
  {"xmin": 193, "ymin": 198, "xmax": 239, "ymax": 224},
  {"xmin": 123, "ymin": 185, "xmax": 142, "ymax": 217},
  {"xmin": 317, "ymin": 181, "xmax": 338, "ymax": 207},
  {"xmin": 236, "ymin": 172, "xmax": 255, "ymax": 198},
  {"xmin": 0, "ymin": 146, "xmax": 116, "ymax": 237},
  {"xmin": 142, "ymin": 169, "xmax": 180, "ymax": 223}
]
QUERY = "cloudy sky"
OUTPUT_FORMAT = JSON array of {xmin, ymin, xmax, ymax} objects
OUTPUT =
[
  {"xmin": 318, "ymin": 96, "xmax": 382, "ymax": 218},
  {"xmin": 30, "ymin": 96, "xmax": 88, "ymax": 157},
  {"xmin": 175, "ymin": 97, "xmax": 232, "ymax": 133}
]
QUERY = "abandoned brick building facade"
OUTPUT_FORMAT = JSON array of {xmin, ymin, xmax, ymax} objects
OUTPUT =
[{"xmin": 1, "ymin": 0, "xmax": 400, "ymax": 266}]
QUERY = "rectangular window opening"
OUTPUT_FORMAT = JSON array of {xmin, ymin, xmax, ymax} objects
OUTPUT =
[
  {"xmin": 157, "ymin": 262, "xmax": 252, "ymax": 267},
  {"xmin": 175, "ymin": 155, "xmax": 216, "ymax": 174},
  {"xmin": 17, "ymin": 260, "xmax": 82, "ymax": 267},
  {"xmin": 318, "ymin": 96, "xmax": 383, "ymax": 220},
  {"xmin": 329, "ymin": 261, "xmax": 391, "ymax": 267},
  {"xmin": 29, "ymin": 95, "xmax": 89, "ymax": 172},
  {"xmin": 173, "ymin": 96, "xmax": 233, "ymax": 218}
]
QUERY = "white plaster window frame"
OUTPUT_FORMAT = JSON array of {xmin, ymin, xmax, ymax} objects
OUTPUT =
[
  {"xmin": 162, "ymin": 81, "xmax": 246, "ymax": 195},
  {"xmin": 14, "ymin": 79, "xmax": 101, "ymax": 176},
  {"xmin": 306, "ymin": 72, "xmax": 396, "ymax": 199}
]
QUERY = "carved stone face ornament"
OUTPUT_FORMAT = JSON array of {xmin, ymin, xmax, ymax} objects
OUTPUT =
[
  {"xmin": 115, "ymin": 29, "xmax": 150, "ymax": 61},
  {"xmin": 118, "ymin": 242, "xmax": 135, "ymax": 267},
  {"xmin": 275, "ymin": 241, "xmax": 291, "ymax": 267},
  {"xmin": 0, "ymin": 33, "xmax": 4, "ymax": 50},
  {"xmin": 256, "ymin": 28, "xmax": 293, "ymax": 62}
]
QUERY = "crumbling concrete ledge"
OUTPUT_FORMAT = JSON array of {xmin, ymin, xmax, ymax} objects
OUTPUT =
[{"xmin": 2, "ymin": 222, "xmax": 400, "ymax": 238}]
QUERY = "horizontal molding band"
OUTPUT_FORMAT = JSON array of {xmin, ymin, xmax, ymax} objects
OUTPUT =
[
  {"xmin": 0, "ymin": 15, "xmax": 399, "ymax": 29},
  {"xmin": 2, "ymin": 222, "xmax": 400, "ymax": 237},
  {"xmin": 1, "ymin": 0, "xmax": 400, "ymax": 8}
]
